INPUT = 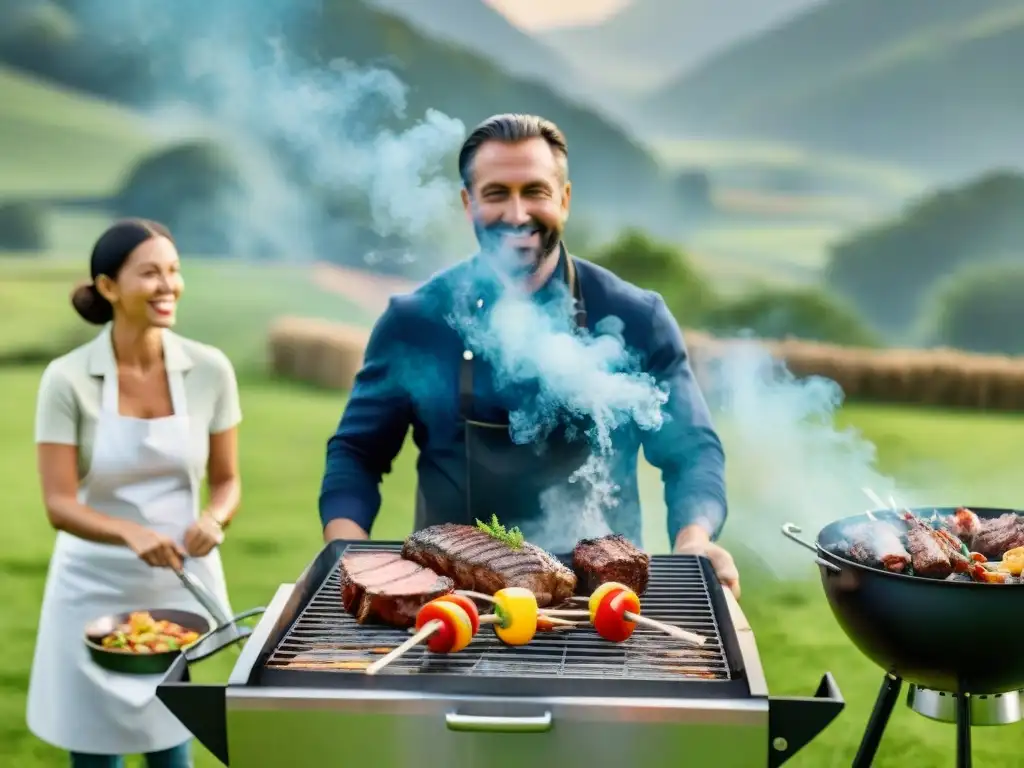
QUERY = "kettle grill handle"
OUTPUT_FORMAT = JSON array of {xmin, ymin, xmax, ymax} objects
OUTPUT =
[
  {"xmin": 781, "ymin": 523, "xmax": 841, "ymax": 574},
  {"xmin": 446, "ymin": 711, "xmax": 553, "ymax": 733}
]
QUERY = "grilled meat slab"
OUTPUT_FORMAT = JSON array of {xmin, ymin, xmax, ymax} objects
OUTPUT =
[
  {"xmin": 834, "ymin": 522, "xmax": 911, "ymax": 573},
  {"xmin": 402, "ymin": 524, "xmax": 577, "ymax": 607},
  {"xmin": 968, "ymin": 513, "xmax": 1024, "ymax": 559},
  {"xmin": 903, "ymin": 515, "xmax": 969, "ymax": 578},
  {"xmin": 339, "ymin": 551, "xmax": 453, "ymax": 628},
  {"xmin": 572, "ymin": 534, "xmax": 650, "ymax": 595}
]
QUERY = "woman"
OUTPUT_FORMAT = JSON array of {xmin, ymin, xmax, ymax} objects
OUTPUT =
[{"xmin": 26, "ymin": 219, "xmax": 242, "ymax": 768}]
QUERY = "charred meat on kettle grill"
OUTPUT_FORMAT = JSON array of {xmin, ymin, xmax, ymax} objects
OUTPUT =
[
  {"xmin": 402, "ymin": 523, "xmax": 577, "ymax": 607},
  {"xmin": 903, "ymin": 513, "xmax": 970, "ymax": 578},
  {"xmin": 339, "ymin": 551, "xmax": 454, "ymax": 627},
  {"xmin": 832, "ymin": 521, "xmax": 911, "ymax": 573},
  {"xmin": 572, "ymin": 534, "xmax": 650, "ymax": 595},
  {"xmin": 951, "ymin": 510, "xmax": 1024, "ymax": 560}
]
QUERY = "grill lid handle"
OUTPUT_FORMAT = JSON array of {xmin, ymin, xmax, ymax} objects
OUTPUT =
[{"xmin": 445, "ymin": 712, "xmax": 553, "ymax": 733}]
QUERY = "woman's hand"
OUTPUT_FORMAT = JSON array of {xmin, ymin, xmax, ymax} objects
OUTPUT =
[
  {"xmin": 121, "ymin": 523, "xmax": 186, "ymax": 569},
  {"xmin": 183, "ymin": 514, "xmax": 224, "ymax": 558}
]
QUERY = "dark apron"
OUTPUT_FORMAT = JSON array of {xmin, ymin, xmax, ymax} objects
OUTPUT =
[{"xmin": 414, "ymin": 254, "xmax": 594, "ymax": 539}]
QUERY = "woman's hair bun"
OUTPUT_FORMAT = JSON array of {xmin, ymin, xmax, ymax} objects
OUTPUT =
[{"xmin": 71, "ymin": 282, "xmax": 114, "ymax": 325}]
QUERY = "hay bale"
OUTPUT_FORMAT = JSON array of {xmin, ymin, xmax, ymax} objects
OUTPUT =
[{"xmin": 266, "ymin": 315, "xmax": 369, "ymax": 390}]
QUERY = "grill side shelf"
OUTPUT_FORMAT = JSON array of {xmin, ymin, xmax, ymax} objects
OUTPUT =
[{"xmin": 257, "ymin": 541, "xmax": 748, "ymax": 699}]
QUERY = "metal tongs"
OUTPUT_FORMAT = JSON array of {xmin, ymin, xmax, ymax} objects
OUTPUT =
[{"xmin": 175, "ymin": 563, "xmax": 230, "ymax": 625}]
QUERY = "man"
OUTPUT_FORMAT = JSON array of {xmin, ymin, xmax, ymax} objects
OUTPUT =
[{"xmin": 319, "ymin": 114, "xmax": 740, "ymax": 597}]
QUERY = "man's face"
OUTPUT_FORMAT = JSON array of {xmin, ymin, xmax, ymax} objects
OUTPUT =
[{"xmin": 461, "ymin": 137, "xmax": 571, "ymax": 278}]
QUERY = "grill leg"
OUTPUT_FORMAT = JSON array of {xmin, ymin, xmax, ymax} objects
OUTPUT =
[
  {"xmin": 956, "ymin": 694, "xmax": 971, "ymax": 768},
  {"xmin": 852, "ymin": 674, "xmax": 902, "ymax": 767}
]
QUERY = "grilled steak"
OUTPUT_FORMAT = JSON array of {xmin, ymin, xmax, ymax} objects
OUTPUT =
[
  {"xmin": 339, "ymin": 551, "xmax": 453, "ymax": 628},
  {"xmin": 402, "ymin": 524, "xmax": 577, "ymax": 607},
  {"xmin": 903, "ymin": 515, "xmax": 969, "ymax": 578},
  {"xmin": 572, "ymin": 534, "xmax": 650, "ymax": 595},
  {"xmin": 969, "ymin": 513, "xmax": 1024, "ymax": 559}
]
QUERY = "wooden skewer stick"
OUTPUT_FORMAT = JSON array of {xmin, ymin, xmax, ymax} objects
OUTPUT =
[
  {"xmin": 623, "ymin": 612, "xmax": 706, "ymax": 646},
  {"xmin": 543, "ymin": 609, "xmax": 705, "ymax": 645},
  {"xmin": 456, "ymin": 590, "xmax": 495, "ymax": 603},
  {"xmin": 366, "ymin": 620, "xmax": 442, "ymax": 675}
]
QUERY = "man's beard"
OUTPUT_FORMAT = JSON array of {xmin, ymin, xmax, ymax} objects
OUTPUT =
[{"xmin": 474, "ymin": 219, "xmax": 562, "ymax": 278}]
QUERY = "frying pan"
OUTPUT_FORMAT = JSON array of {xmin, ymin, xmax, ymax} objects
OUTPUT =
[
  {"xmin": 84, "ymin": 564, "xmax": 265, "ymax": 676},
  {"xmin": 781, "ymin": 506, "xmax": 1024, "ymax": 694}
]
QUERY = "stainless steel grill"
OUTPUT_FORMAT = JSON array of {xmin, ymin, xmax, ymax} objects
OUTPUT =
[
  {"xmin": 158, "ymin": 540, "xmax": 846, "ymax": 767},
  {"xmin": 263, "ymin": 542, "xmax": 730, "ymax": 685}
]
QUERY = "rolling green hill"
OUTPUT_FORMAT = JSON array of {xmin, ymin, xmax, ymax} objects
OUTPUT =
[
  {"xmin": 0, "ymin": 64, "xmax": 156, "ymax": 199},
  {"xmin": 643, "ymin": 0, "xmax": 1024, "ymax": 171}
]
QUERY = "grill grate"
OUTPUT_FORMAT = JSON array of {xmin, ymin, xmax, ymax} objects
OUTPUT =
[{"xmin": 263, "ymin": 543, "xmax": 732, "ymax": 683}]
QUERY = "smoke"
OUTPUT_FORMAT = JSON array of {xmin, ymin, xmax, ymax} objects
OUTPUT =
[
  {"xmin": 444, "ymin": 256, "xmax": 669, "ymax": 551},
  {"xmin": 696, "ymin": 339, "xmax": 907, "ymax": 578},
  {"xmin": 66, "ymin": 0, "xmax": 465, "ymax": 264}
]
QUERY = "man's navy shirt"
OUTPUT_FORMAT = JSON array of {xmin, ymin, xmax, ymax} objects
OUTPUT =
[{"xmin": 319, "ymin": 252, "xmax": 728, "ymax": 549}]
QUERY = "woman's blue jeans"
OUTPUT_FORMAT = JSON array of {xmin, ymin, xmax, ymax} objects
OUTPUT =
[{"xmin": 69, "ymin": 741, "xmax": 192, "ymax": 768}]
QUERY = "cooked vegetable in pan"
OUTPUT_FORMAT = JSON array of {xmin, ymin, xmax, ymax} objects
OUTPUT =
[{"xmin": 99, "ymin": 611, "xmax": 201, "ymax": 654}]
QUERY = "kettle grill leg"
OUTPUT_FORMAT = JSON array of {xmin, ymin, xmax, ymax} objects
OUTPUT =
[
  {"xmin": 956, "ymin": 695, "xmax": 971, "ymax": 768},
  {"xmin": 852, "ymin": 675, "xmax": 902, "ymax": 767}
]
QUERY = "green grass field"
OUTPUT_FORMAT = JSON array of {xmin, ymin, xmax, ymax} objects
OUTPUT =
[{"xmin": 4, "ymin": 361, "xmax": 1024, "ymax": 766}]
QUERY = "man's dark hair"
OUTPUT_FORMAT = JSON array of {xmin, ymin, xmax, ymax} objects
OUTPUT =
[{"xmin": 458, "ymin": 113, "xmax": 569, "ymax": 188}]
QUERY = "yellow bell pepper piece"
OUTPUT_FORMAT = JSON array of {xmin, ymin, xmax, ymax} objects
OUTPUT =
[
  {"xmin": 492, "ymin": 587, "xmax": 538, "ymax": 646},
  {"xmin": 999, "ymin": 547, "xmax": 1024, "ymax": 575}
]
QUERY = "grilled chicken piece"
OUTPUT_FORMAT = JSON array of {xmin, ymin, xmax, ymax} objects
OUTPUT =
[
  {"xmin": 572, "ymin": 534, "xmax": 650, "ymax": 595},
  {"xmin": 339, "ymin": 551, "xmax": 453, "ymax": 628},
  {"xmin": 402, "ymin": 524, "xmax": 577, "ymax": 607},
  {"xmin": 947, "ymin": 507, "xmax": 982, "ymax": 542}
]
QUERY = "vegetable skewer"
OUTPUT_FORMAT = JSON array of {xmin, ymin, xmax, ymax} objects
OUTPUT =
[
  {"xmin": 589, "ymin": 582, "xmax": 707, "ymax": 646},
  {"xmin": 365, "ymin": 600, "xmax": 475, "ymax": 675}
]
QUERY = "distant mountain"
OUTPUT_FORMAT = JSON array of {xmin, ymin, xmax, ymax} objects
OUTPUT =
[
  {"xmin": 365, "ymin": 0, "xmax": 583, "ymax": 97},
  {"xmin": 541, "ymin": 0, "xmax": 823, "ymax": 94},
  {"xmin": 643, "ymin": 0, "xmax": 1024, "ymax": 173}
]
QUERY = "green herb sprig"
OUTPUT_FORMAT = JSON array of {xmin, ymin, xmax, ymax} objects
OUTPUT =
[{"xmin": 476, "ymin": 514, "xmax": 524, "ymax": 549}]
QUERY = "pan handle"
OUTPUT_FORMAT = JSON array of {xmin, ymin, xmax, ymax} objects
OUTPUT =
[
  {"xmin": 781, "ymin": 524, "xmax": 841, "ymax": 574},
  {"xmin": 184, "ymin": 607, "xmax": 266, "ymax": 664}
]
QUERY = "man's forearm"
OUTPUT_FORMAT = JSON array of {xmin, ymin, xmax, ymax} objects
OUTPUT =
[
  {"xmin": 665, "ymin": 446, "xmax": 728, "ymax": 544},
  {"xmin": 324, "ymin": 518, "xmax": 369, "ymax": 542}
]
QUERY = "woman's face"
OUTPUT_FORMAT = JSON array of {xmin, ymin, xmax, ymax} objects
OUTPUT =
[{"xmin": 97, "ymin": 236, "xmax": 184, "ymax": 329}]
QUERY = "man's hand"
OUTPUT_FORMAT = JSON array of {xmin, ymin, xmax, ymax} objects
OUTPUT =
[
  {"xmin": 673, "ymin": 525, "xmax": 740, "ymax": 599},
  {"xmin": 324, "ymin": 518, "xmax": 370, "ymax": 542}
]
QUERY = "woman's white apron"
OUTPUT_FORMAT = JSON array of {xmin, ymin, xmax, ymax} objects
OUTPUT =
[{"xmin": 27, "ymin": 365, "xmax": 232, "ymax": 755}]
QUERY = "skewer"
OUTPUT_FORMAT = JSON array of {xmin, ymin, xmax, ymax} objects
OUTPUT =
[
  {"xmin": 455, "ymin": 590, "xmax": 495, "ymax": 603},
  {"xmin": 366, "ymin": 620, "xmax": 442, "ymax": 675},
  {"xmin": 542, "ymin": 608, "xmax": 705, "ymax": 645},
  {"xmin": 624, "ymin": 613, "xmax": 706, "ymax": 646},
  {"xmin": 862, "ymin": 487, "xmax": 887, "ymax": 510}
]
